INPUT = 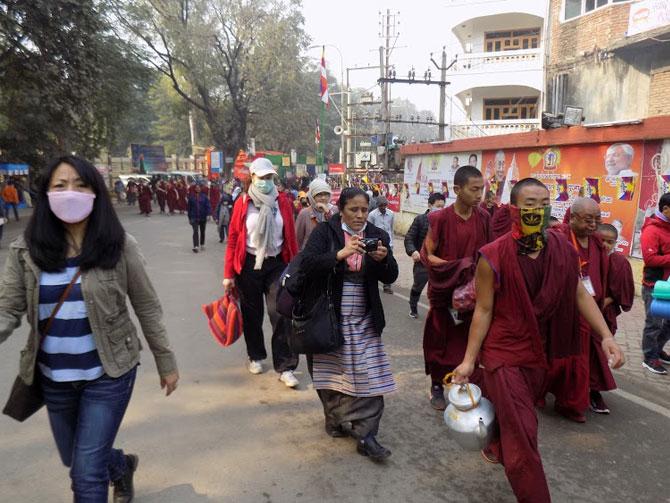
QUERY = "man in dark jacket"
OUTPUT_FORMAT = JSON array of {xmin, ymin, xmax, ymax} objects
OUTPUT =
[
  {"xmin": 187, "ymin": 183, "xmax": 211, "ymax": 253},
  {"xmin": 404, "ymin": 192, "xmax": 446, "ymax": 318},
  {"xmin": 640, "ymin": 192, "xmax": 670, "ymax": 374}
]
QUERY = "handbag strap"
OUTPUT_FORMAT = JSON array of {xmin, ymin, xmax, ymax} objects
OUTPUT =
[{"xmin": 40, "ymin": 269, "xmax": 82, "ymax": 340}]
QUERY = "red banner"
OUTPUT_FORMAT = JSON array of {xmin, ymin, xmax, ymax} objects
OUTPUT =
[{"xmin": 328, "ymin": 163, "xmax": 345, "ymax": 175}]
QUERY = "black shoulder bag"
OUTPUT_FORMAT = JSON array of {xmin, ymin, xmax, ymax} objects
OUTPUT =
[
  {"xmin": 3, "ymin": 269, "xmax": 81, "ymax": 422},
  {"xmin": 289, "ymin": 233, "xmax": 343, "ymax": 354}
]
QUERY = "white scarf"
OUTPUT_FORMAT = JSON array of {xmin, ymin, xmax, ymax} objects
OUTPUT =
[{"xmin": 248, "ymin": 183, "xmax": 279, "ymax": 270}]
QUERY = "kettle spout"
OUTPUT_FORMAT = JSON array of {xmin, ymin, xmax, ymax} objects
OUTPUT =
[{"xmin": 476, "ymin": 418, "xmax": 488, "ymax": 439}]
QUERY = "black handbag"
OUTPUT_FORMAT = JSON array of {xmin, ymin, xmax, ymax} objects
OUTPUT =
[
  {"xmin": 3, "ymin": 269, "xmax": 81, "ymax": 422},
  {"xmin": 290, "ymin": 273, "xmax": 343, "ymax": 354}
]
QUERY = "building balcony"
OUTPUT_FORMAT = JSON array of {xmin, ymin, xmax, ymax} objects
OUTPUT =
[
  {"xmin": 450, "ymin": 119, "xmax": 541, "ymax": 139},
  {"xmin": 445, "ymin": 0, "xmax": 548, "ymax": 35}
]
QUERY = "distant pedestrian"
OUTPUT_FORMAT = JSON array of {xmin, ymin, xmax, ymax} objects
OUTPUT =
[
  {"xmin": 295, "ymin": 178, "xmax": 334, "ymax": 250},
  {"xmin": 166, "ymin": 180, "xmax": 178, "ymax": 215},
  {"xmin": 222, "ymin": 158, "xmax": 299, "ymax": 387},
  {"xmin": 640, "ymin": 192, "xmax": 670, "ymax": 375},
  {"xmin": 187, "ymin": 183, "xmax": 211, "ymax": 253},
  {"xmin": 0, "ymin": 155, "xmax": 179, "ymax": 503},
  {"xmin": 2, "ymin": 181, "xmax": 20, "ymax": 221},
  {"xmin": 155, "ymin": 180, "xmax": 167, "ymax": 214},
  {"xmin": 209, "ymin": 181, "xmax": 221, "ymax": 218},
  {"xmin": 126, "ymin": 181, "xmax": 137, "ymax": 206},
  {"xmin": 368, "ymin": 196, "xmax": 395, "ymax": 293},
  {"xmin": 302, "ymin": 187, "xmax": 399, "ymax": 461},
  {"xmin": 215, "ymin": 190, "xmax": 233, "ymax": 243},
  {"xmin": 404, "ymin": 192, "xmax": 446, "ymax": 318},
  {"xmin": 114, "ymin": 178, "xmax": 125, "ymax": 204},
  {"xmin": 138, "ymin": 181, "xmax": 152, "ymax": 216},
  {"xmin": 177, "ymin": 180, "xmax": 188, "ymax": 214}
]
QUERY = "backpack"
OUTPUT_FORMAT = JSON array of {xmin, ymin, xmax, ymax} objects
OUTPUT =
[{"xmin": 276, "ymin": 253, "xmax": 307, "ymax": 318}]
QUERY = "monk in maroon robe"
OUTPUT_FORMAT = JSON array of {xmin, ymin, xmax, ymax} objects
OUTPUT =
[
  {"xmin": 209, "ymin": 183, "xmax": 221, "ymax": 218},
  {"xmin": 155, "ymin": 180, "xmax": 167, "ymax": 214},
  {"xmin": 597, "ymin": 223, "xmax": 635, "ymax": 335},
  {"xmin": 138, "ymin": 182, "xmax": 152, "ymax": 216},
  {"xmin": 177, "ymin": 181, "xmax": 188, "ymax": 214},
  {"xmin": 421, "ymin": 165, "xmax": 491, "ymax": 410},
  {"xmin": 491, "ymin": 203, "xmax": 511, "ymax": 239},
  {"xmin": 166, "ymin": 181, "xmax": 178, "ymax": 215},
  {"xmin": 454, "ymin": 179, "xmax": 625, "ymax": 503},
  {"xmin": 552, "ymin": 197, "xmax": 615, "ymax": 419}
]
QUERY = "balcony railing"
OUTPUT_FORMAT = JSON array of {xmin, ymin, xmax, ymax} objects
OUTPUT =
[
  {"xmin": 449, "ymin": 48, "xmax": 542, "ymax": 74},
  {"xmin": 451, "ymin": 119, "xmax": 541, "ymax": 138}
]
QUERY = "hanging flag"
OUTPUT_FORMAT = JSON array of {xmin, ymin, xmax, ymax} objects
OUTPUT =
[
  {"xmin": 618, "ymin": 176, "xmax": 635, "ymax": 201},
  {"xmin": 320, "ymin": 46, "xmax": 329, "ymax": 108},
  {"xmin": 315, "ymin": 119, "xmax": 320, "ymax": 145},
  {"xmin": 555, "ymin": 178, "xmax": 569, "ymax": 201},
  {"xmin": 583, "ymin": 177, "xmax": 601, "ymax": 203}
]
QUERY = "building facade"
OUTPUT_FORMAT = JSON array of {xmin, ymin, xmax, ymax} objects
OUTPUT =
[
  {"xmin": 546, "ymin": 0, "xmax": 670, "ymax": 124},
  {"xmin": 445, "ymin": 0, "xmax": 549, "ymax": 138}
]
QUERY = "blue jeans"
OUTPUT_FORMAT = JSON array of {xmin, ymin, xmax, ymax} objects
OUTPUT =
[
  {"xmin": 41, "ymin": 367, "xmax": 137, "ymax": 503},
  {"xmin": 642, "ymin": 286, "xmax": 670, "ymax": 361}
]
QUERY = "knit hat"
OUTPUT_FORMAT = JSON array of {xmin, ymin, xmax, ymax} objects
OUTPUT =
[{"xmin": 308, "ymin": 178, "xmax": 332, "ymax": 200}]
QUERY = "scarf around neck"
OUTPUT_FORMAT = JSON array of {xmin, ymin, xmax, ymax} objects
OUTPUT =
[
  {"xmin": 248, "ymin": 183, "xmax": 279, "ymax": 270},
  {"xmin": 341, "ymin": 221, "xmax": 367, "ymax": 272},
  {"xmin": 510, "ymin": 205, "xmax": 551, "ymax": 255}
]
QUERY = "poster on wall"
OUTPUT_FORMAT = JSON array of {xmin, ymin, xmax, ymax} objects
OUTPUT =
[
  {"xmin": 402, "ymin": 151, "xmax": 482, "ymax": 214},
  {"xmin": 481, "ymin": 142, "xmax": 643, "ymax": 255},
  {"xmin": 631, "ymin": 140, "xmax": 670, "ymax": 257},
  {"xmin": 130, "ymin": 144, "xmax": 167, "ymax": 172}
]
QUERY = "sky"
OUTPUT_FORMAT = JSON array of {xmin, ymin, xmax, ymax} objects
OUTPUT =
[{"xmin": 301, "ymin": 0, "xmax": 464, "ymax": 118}]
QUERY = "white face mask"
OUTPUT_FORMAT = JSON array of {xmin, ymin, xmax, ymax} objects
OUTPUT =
[{"xmin": 47, "ymin": 191, "xmax": 96, "ymax": 224}]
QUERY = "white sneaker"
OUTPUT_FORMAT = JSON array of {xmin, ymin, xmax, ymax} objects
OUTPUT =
[
  {"xmin": 248, "ymin": 360, "xmax": 263, "ymax": 375},
  {"xmin": 279, "ymin": 370, "xmax": 299, "ymax": 388}
]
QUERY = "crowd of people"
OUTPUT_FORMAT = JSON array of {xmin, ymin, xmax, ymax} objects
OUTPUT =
[{"xmin": 1, "ymin": 154, "xmax": 668, "ymax": 502}]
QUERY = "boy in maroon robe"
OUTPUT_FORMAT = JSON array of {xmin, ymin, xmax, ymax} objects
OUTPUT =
[
  {"xmin": 138, "ymin": 182, "xmax": 153, "ymax": 216},
  {"xmin": 421, "ymin": 165, "xmax": 491, "ymax": 410},
  {"xmin": 209, "ymin": 182, "xmax": 221, "ymax": 218},
  {"xmin": 177, "ymin": 181, "xmax": 188, "ymax": 214},
  {"xmin": 597, "ymin": 223, "xmax": 635, "ymax": 335},
  {"xmin": 453, "ymin": 179, "xmax": 625, "ymax": 503}
]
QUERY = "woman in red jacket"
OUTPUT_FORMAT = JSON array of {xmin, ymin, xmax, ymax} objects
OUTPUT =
[{"xmin": 223, "ymin": 158, "xmax": 300, "ymax": 387}]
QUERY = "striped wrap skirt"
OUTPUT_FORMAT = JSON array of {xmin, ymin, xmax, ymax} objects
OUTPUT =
[{"xmin": 311, "ymin": 281, "xmax": 396, "ymax": 397}]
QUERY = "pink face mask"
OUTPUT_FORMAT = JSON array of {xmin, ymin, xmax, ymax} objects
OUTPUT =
[{"xmin": 47, "ymin": 191, "xmax": 96, "ymax": 224}]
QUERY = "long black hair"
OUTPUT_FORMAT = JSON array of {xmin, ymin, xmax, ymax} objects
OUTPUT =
[{"xmin": 25, "ymin": 156, "xmax": 126, "ymax": 272}]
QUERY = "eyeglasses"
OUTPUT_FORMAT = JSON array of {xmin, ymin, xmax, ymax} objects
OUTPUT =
[{"xmin": 573, "ymin": 213, "xmax": 601, "ymax": 225}]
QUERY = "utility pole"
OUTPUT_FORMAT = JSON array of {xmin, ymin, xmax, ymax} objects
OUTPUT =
[
  {"xmin": 438, "ymin": 49, "xmax": 447, "ymax": 141},
  {"xmin": 378, "ymin": 9, "xmax": 399, "ymax": 170}
]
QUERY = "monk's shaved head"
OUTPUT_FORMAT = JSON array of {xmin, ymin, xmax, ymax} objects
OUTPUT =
[{"xmin": 571, "ymin": 197, "xmax": 600, "ymax": 214}]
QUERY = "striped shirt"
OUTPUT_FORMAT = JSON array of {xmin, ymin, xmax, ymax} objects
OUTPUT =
[{"xmin": 37, "ymin": 258, "xmax": 104, "ymax": 382}]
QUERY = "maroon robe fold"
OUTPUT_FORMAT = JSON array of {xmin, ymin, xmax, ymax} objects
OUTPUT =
[
  {"xmin": 479, "ymin": 231, "xmax": 581, "ymax": 503},
  {"xmin": 420, "ymin": 205, "xmax": 491, "ymax": 381},
  {"xmin": 491, "ymin": 204, "xmax": 512, "ymax": 239},
  {"xmin": 603, "ymin": 251, "xmax": 634, "ymax": 335},
  {"xmin": 138, "ymin": 185, "xmax": 152, "ymax": 215}
]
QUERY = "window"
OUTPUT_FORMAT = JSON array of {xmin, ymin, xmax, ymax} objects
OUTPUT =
[
  {"xmin": 552, "ymin": 73, "xmax": 569, "ymax": 115},
  {"xmin": 485, "ymin": 29, "xmax": 541, "ymax": 52},
  {"xmin": 564, "ymin": 0, "xmax": 631, "ymax": 20},
  {"xmin": 484, "ymin": 97, "xmax": 538, "ymax": 121}
]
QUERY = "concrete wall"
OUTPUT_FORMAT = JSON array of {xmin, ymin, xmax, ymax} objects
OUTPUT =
[{"xmin": 649, "ymin": 66, "xmax": 670, "ymax": 117}]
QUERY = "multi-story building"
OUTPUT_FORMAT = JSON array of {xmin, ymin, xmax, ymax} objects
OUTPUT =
[
  {"xmin": 546, "ymin": 0, "xmax": 670, "ymax": 124},
  {"xmin": 444, "ymin": 0, "xmax": 549, "ymax": 138}
]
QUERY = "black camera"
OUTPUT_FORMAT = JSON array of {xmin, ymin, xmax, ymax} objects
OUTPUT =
[{"xmin": 360, "ymin": 238, "xmax": 379, "ymax": 253}]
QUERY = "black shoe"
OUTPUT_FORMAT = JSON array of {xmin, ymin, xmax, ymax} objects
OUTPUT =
[
  {"xmin": 660, "ymin": 351, "xmax": 670, "ymax": 365},
  {"xmin": 192, "ymin": 247, "xmax": 199, "ymax": 253},
  {"xmin": 112, "ymin": 454, "xmax": 138, "ymax": 503},
  {"xmin": 589, "ymin": 390, "xmax": 610, "ymax": 414},
  {"xmin": 642, "ymin": 359, "xmax": 668, "ymax": 375},
  {"xmin": 357, "ymin": 435, "xmax": 391, "ymax": 462},
  {"xmin": 383, "ymin": 285, "xmax": 393, "ymax": 294},
  {"xmin": 430, "ymin": 384, "xmax": 447, "ymax": 411}
]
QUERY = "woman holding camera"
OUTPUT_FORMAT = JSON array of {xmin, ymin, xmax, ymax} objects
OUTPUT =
[{"xmin": 301, "ymin": 187, "xmax": 398, "ymax": 462}]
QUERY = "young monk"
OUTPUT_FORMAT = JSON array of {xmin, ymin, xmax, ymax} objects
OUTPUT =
[
  {"xmin": 597, "ymin": 223, "xmax": 635, "ymax": 336},
  {"xmin": 421, "ymin": 165, "xmax": 491, "ymax": 410},
  {"xmin": 453, "ymin": 178, "xmax": 625, "ymax": 503}
]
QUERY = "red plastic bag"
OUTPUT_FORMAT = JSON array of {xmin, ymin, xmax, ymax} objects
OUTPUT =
[
  {"xmin": 452, "ymin": 279, "xmax": 476, "ymax": 313},
  {"xmin": 201, "ymin": 291, "xmax": 243, "ymax": 347}
]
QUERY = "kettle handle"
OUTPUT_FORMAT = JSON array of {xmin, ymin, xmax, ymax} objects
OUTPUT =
[{"xmin": 443, "ymin": 372, "xmax": 477, "ymax": 409}]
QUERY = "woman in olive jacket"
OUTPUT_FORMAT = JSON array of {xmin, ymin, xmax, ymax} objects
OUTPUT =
[
  {"xmin": 0, "ymin": 156, "xmax": 178, "ymax": 503},
  {"xmin": 301, "ymin": 187, "xmax": 399, "ymax": 462}
]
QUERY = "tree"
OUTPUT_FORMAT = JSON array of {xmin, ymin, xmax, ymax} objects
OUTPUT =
[
  {"xmin": 0, "ymin": 0, "xmax": 151, "ymax": 169},
  {"xmin": 113, "ymin": 0, "xmax": 309, "ymax": 157}
]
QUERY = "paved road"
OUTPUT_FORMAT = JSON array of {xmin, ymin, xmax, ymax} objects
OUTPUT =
[{"xmin": 0, "ymin": 206, "xmax": 669, "ymax": 502}]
